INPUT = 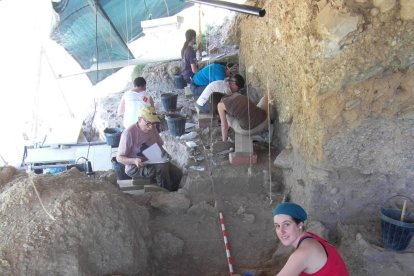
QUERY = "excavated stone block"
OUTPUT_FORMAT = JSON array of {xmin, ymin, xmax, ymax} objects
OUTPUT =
[
  {"xmin": 229, "ymin": 152, "xmax": 257, "ymax": 165},
  {"xmin": 132, "ymin": 177, "xmax": 152, "ymax": 186},
  {"xmin": 235, "ymin": 132, "xmax": 253, "ymax": 153}
]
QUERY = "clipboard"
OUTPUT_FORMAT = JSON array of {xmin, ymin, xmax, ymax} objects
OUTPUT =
[{"xmin": 142, "ymin": 143, "xmax": 169, "ymax": 164}]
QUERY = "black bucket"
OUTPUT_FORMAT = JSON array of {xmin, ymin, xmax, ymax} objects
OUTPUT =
[
  {"xmin": 380, "ymin": 207, "xmax": 414, "ymax": 251},
  {"xmin": 111, "ymin": 157, "xmax": 131, "ymax": 180},
  {"xmin": 161, "ymin": 93, "xmax": 178, "ymax": 112},
  {"xmin": 172, "ymin": 74, "xmax": 186, "ymax": 89},
  {"xmin": 166, "ymin": 114, "xmax": 186, "ymax": 137},
  {"xmin": 104, "ymin": 128, "xmax": 123, "ymax": 147}
]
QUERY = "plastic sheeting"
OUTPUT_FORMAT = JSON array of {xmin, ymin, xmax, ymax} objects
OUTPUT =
[{"xmin": 50, "ymin": 0, "xmax": 191, "ymax": 84}]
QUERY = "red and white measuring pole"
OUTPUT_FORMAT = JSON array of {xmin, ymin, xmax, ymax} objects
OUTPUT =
[{"xmin": 219, "ymin": 212, "xmax": 234, "ymax": 276}]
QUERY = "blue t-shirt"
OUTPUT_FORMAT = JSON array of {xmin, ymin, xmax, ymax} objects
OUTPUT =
[
  {"xmin": 193, "ymin": 64, "xmax": 226, "ymax": 86},
  {"xmin": 181, "ymin": 47, "xmax": 197, "ymax": 82}
]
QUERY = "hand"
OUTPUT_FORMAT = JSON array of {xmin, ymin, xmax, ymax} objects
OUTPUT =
[{"xmin": 134, "ymin": 158, "xmax": 144, "ymax": 168}]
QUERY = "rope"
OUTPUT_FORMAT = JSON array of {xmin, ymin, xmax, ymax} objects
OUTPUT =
[
  {"xmin": 200, "ymin": 20, "xmax": 218, "ymax": 208},
  {"xmin": 245, "ymin": 64, "xmax": 253, "ymax": 173},
  {"xmin": 43, "ymin": 48, "xmax": 75, "ymax": 119},
  {"xmin": 163, "ymin": 0, "xmax": 170, "ymax": 17},
  {"xmin": 29, "ymin": 175, "xmax": 56, "ymax": 221},
  {"xmin": 266, "ymin": 77, "xmax": 273, "ymax": 205},
  {"xmin": 0, "ymin": 153, "xmax": 8, "ymax": 166},
  {"xmin": 32, "ymin": 43, "xmax": 43, "ymax": 145},
  {"xmin": 266, "ymin": 0, "xmax": 273, "ymax": 205},
  {"xmin": 83, "ymin": 0, "xmax": 100, "ymax": 161},
  {"xmin": 196, "ymin": 20, "xmax": 237, "ymax": 272},
  {"xmin": 198, "ymin": 4, "xmax": 203, "ymax": 58},
  {"xmin": 123, "ymin": 0, "xmax": 129, "ymax": 55},
  {"xmin": 143, "ymin": 0, "xmax": 151, "ymax": 19}
]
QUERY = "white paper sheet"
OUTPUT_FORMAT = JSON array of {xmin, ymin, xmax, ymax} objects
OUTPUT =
[
  {"xmin": 142, "ymin": 143, "xmax": 169, "ymax": 164},
  {"xmin": 185, "ymin": 122, "xmax": 196, "ymax": 129}
]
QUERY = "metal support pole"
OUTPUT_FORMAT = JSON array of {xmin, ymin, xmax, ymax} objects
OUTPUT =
[{"xmin": 185, "ymin": 0, "xmax": 265, "ymax": 17}]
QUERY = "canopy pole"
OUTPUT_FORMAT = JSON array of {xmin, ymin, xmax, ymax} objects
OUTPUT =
[
  {"xmin": 198, "ymin": 4, "xmax": 203, "ymax": 60},
  {"xmin": 185, "ymin": 0, "xmax": 265, "ymax": 17}
]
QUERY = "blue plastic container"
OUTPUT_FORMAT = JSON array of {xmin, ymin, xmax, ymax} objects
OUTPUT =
[
  {"xmin": 111, "ymin": 157, "xmax": 131, "ymax": 180},
  {"xmin": 104, "ymin": 128, "xmax": 123, "ymax": 147}
]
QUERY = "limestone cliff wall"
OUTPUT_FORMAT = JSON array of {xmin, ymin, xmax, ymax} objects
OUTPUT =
[{"xmin": 238, "ymin": 0, "xmax": 414, "ymax": 225}]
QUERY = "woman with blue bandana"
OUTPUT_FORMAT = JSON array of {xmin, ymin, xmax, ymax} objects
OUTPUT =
[{"xmin": 273, "ymin": 202, "xmax": 349, "ymax": 276}]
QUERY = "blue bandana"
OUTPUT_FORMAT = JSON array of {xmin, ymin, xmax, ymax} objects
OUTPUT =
[{"xmin": 273, "ymin": 202, "xmax": 308, "ymax": 222}]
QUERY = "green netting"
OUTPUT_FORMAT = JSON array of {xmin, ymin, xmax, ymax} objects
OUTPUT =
[{"xmin": 51, "ymin": 0, "xmax": 192, "ymax": 84}]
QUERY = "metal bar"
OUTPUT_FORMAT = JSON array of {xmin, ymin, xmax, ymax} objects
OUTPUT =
[
  {"xmin": 25, "ymin": 141, "xmax": 107, "ymax": 149},
  {"xmin": 27, "ymin": 163, "xmax": 77, "ymax": 170},
  {"xmin": 185, "ymin": 0, "xmax": 265, "ymax": 17}
]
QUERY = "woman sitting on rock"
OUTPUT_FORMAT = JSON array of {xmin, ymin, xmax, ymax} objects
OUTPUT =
[{"xmin": 273, "ymin": 202, "xmax": 349, "ymax": 276}]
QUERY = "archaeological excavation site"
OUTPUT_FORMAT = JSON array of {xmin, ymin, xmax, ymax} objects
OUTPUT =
[{"xmin": 1, "ymin": 0, "xmax": 414, "ymax": 275}]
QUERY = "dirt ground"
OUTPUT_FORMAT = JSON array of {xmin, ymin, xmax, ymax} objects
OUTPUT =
[{"xmin": 1, "ymin": 84, "xmax": 414, "ymax": 275}]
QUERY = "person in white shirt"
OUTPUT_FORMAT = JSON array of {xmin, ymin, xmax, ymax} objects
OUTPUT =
[
  {"xmin": 117, "ymin": 77, "xmax": 155, "ymax": 128},
  {"xmin": 195, "ymin": 74, "xmax": 245, "ymax": 114}
]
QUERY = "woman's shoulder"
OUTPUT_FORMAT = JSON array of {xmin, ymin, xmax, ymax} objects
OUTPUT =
[
  {"xmin": 296, "ymin": 235, "xmax": 328, "ymax": 268},
  {"xmin": 123, "ymin": 90, "xmax": 138, "ymax": 97},
  {"xmin": 298, "ymin": 236, "xmax": 324, "ymax": 251},
  {"xmin": 286, "ymin": 246, "xmax": 312, "ymax": 271},
  {"xmin": 184, "ymin": 46, "xmax": 196, "ymax": 55}
]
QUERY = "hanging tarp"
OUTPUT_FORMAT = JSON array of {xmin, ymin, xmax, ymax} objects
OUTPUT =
[{"xmin": 50, "ymin": 0, "xmax": 192, "ymax": 84}]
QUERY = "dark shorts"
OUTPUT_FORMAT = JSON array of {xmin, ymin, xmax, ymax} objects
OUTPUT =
[
  {"xmin": 126, "ymin": 165, "xmax": 155, "ymax": 179},
  {"xmin": 126, "ymin": 163, "xmax": 182, "ymax": 192}
]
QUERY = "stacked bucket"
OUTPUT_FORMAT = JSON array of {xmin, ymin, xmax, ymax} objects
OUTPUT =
[{"xmin": 161, "ymin": 93, "xmax": 186, "ymax": 137}]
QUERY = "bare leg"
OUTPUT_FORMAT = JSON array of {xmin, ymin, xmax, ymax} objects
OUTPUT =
[{"xmin": 217, "ymin": 102, "xmax": 229, "ymax": 142}]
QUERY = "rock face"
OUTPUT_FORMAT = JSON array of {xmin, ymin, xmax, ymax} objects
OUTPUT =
[
  {"xmin": 400, "ymin": 0, "xmax": 414, "ymax": 20},
  {"xmin": 316, "ymin": 4, "xmax": 361, "ymax": 57},
  {"xmin": 238, "ymin": 0, "xmax": 414, "ymax": 225}
]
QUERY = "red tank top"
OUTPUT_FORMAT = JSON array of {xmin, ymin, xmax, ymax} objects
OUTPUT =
[{"xmin": 297, "ymin": 232, "xmax": 349, "ymax": 276}]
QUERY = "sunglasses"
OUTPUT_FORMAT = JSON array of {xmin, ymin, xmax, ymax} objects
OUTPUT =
[{"xmin": 141, "ymin": 118, "xmax": 156, "ymax": 127}]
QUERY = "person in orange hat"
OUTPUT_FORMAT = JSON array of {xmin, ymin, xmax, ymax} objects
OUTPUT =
[{"xmin": 116, "ymin": 107, "xmax": 182, "ymax": 191}]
